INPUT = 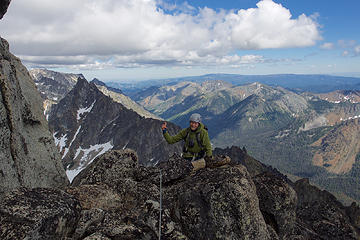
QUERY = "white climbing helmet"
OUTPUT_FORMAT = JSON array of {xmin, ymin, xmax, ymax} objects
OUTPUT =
[{"xmin": 189, "ymin": 113, "xmax": 201, "ymax": 123}]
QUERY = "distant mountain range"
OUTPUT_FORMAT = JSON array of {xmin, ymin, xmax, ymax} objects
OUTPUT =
[
  {"xmin": 107, "ymin": 73, "xmax": 360, "ymax": 95},
  {"xmin": 130, "ymin": 79, "xmax": 360, "ymax": 204},
  {"xmin": 32, "ymin": 69, "xmax": 360, "ymax": 204},
  {"xmin": 312, "ymin": 90, "xmax": 360, "ymax": 104}
]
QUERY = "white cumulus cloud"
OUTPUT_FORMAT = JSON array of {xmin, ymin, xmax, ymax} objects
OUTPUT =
[{"xmin": 0, "ymin": 0, "xmax": 321, "ymax": 69}]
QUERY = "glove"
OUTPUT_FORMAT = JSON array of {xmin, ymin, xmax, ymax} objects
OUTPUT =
[{"xmin": 161, "ymin": 122, "xmax": 167, "ymax": 134}]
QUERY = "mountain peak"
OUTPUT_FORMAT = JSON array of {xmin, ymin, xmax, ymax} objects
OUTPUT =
[
  {"xmin": 0, "ymin": 0, "xmax": 11, "ymax": 19},
  {"xmin": 90, "ymin": 78, "xmax": 106, "ymax": 86}
]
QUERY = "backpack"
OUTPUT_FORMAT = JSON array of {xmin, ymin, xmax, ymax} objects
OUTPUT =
[{"xmin": 183, "ymin": 125, "xmax": 208, "ymax": 151}]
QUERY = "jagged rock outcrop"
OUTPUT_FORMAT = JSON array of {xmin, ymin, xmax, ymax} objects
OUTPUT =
[
  {"xmin": 253, "ymin": 172, "xmax": 298, "ymax": 239},
  {"xmin": 0, "ymin": 37, "xmax": 69, "ymax": 197},
  {"xmin": 68, "ymin": 149, "xmax": 360, "ymax": 239},
  {"xmin": 0, "ymin": 0, "xmax": 11, "ymax": 20},
  {"xmin": 0, "ymin": 188, "xmax": 81, "ymax": 239},
  {"xmin": 294, "ymin": 178, "xmax": 360, "ymax": 239},
  {"xmin": 1, "ymin": 147, "xmax": 359, "ymax": 239},
  {"xmin": 70, "ymin": 149, "xmax": 272, "ymax": 239}
]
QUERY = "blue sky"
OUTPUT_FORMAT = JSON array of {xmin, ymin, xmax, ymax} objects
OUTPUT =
[{"xmin": 0, "ymin": 0, "xmax": 359, "ymax": 82}]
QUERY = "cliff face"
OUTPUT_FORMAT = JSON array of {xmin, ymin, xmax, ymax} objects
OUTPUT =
[{"xmin": 0, "ymin": 37, "xmax": 69, "ymax": 197}]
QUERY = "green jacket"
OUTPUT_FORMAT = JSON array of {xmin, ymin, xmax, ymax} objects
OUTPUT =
[{"xmin": 163, "ymin": 123, "xmax": 212, "ymax": 158}]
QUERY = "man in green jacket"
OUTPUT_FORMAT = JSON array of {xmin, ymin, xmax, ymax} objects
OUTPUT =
[{"xmin": 161, "ymin": 113, "xmax": 212, "ymax": 161}]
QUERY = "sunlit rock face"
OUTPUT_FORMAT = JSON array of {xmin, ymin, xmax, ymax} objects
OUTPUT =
[{"xmin": 0, "ymin": 36, "xmax": 69, "ymax": 197}]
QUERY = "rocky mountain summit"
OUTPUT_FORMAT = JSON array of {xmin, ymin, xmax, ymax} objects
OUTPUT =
[
  {"xmin": 29, "ymin": 68, "xmax": 83, "ymax": 102},
  {"xmin": 29, "ymin": 68, "xmax": 84, "ymax": 117},
  {"xmin": 0, "ymin": 36, "xmax": 68, "ymax": 197},
  {"xmin": 49, "ymin": 77, "xmax": 182, "ymax": 182},
  {"xmin": 30, "ymin": 68, "xmax": 160, "ymax": 120},
  {"xmin": 0, "ymin": 1, "xmax": 10, "ymax": 19},
  {"xmin": 1, "ymin": 148, "xmax": 359, "ymax": 239}
]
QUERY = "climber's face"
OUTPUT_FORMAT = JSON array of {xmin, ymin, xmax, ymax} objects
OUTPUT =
[{"xmin": 190, "ymin": 121, "xmax": 199, "ymax": 131}]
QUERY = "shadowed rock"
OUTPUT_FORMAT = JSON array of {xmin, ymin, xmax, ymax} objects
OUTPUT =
[
  {"xmin": 0, "ymin": 188, "xmax": 81, "ymax": 239},
  {"xmin": 70, "ymin": 149, "xmax": 272, "ymax": 239},
  {"xmin": 253, "ymin": 172, "xmax": 298, "ymax": 239},
  {"xmin": 0, "ymin": 0, "xmax": 10, "ymax": 19},
  {"xmin": 294, "ymin": 178, "xmax": 360, "ymax": 239},
  {"xmin": 1, "ymin": 146, "xmax": 359, "ymax": 239}
]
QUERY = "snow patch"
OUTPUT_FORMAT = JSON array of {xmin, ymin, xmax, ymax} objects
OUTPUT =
[
  {"xmin": 66, "ymin": 141, "xmax": 114, "ymax": 183},
  {"xmin": 341, "ymin": 115, "xmax": 360, "ymax": 122},
  {"xmin": 53, "ymin": 132, "xmax": 67, "ymax": 153},
  {"xmin": 123, "ymin": 141, "xmax": 129, "ymax": 150},
  {"xmin": 69, "ymin": 126, "xmax": 81, "ymax": 148},
  {"xmin": 77, "ymin": 100, "xmax": 96, "ymax": 121},
  {"xmin": 61, "ymin": 126, "xmax": 82, "ymax": 159}
]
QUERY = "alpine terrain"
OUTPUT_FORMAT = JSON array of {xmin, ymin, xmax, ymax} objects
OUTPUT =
[
  {"xmin": 1, "ymin": 2, "xmax": 360, "ymax": 239},
  {"xmin": 132, "ymin": 79, "xmax": 360, "ymax": 204}
]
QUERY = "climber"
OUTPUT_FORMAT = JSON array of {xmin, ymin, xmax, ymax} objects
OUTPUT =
[{"xmin": 161, "ymin": 113, "xmax": 212, "ymax": 164}]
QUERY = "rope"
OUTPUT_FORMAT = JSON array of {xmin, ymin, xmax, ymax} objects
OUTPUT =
[{"xmin": 158, "ymin": 168, "xmax": 162, "ymax": 240}]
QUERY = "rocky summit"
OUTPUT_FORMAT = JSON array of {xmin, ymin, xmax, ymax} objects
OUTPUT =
[{"xmin": 2, "ymin": 148, "xmax": 359, "ymax": 239}]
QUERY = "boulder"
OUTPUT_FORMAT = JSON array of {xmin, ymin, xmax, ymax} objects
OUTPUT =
[
  {"xmin": 164, "ymin": 164, "xmax": 272, "ymax": 239},
  {"xmin": 70, "ymin": 149, "xmax": 273, "ymax": 239},
  {"xmin": 0, "ymin": 188, "xmax": 81, "ymax": 239},
  {"xmin": 253, "ymin": 172, "xmax": 298, "ymax": 239},
  {"xmin": 294, "ymin": 178, "xmax": 359, "ymax": 239},
  {"xmin": 156, "ymin": 153, "xmax": 193, "ymax": 184}
]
